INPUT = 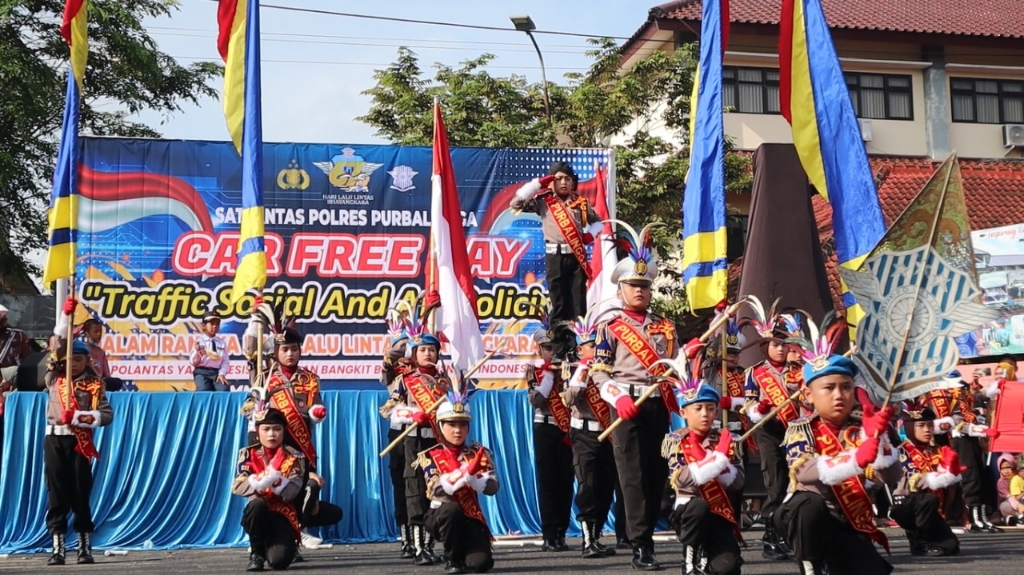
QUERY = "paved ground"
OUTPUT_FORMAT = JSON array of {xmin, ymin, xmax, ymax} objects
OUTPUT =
[{"xmin": 2, "ymin": 529, "xmax": 1024, "ymax": 573}]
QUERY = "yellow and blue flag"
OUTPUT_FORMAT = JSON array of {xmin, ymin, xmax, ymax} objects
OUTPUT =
[
  {"xmin": 43, "ymin": 0, "xmax": 89, "ymax": 285},
  {"xmin": 682, "ymin": 0, "xmax": 730, "ymax": 310},
  {"xmin": 779, "ymin": 0, "xmax": 886, "ymax": 324},
  {"xmin": 218, "ymin": 0, "xmax": 266, "ymax": 302}
]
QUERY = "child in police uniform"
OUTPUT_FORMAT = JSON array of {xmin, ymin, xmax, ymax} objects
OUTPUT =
[
  {"xmin": 663, "ymin": 359, "xmax": 744, "ymax": 575},
  {"xmin": 890, "ymin": 401, "xmax": 961, "ymax": 557},
  {"xmin": 775, "ymin": 327, "xmax": 901, "ymax": 575},
  {"xmin": 233, "ymin": 407, "xmax": 307, "ymax": 572},
  {"xmin": 418, "ymin": 391, "xmax": 499, "ymax": 574},
  {"xmin": 44, "ymin": 338, "xmax": 113, "ymax": 566}
]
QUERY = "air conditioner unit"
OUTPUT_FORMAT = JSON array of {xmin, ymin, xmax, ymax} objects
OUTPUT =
[
  {"xmin": 1003, "ymin": 124, "xmax": 1024, "ymax": 147},
  {"xmin": 858, "ymin": 118, "xmax": 873, "ymax": 142}
]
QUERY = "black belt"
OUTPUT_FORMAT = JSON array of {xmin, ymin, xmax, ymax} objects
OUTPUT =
[{"xmin": 194, "ymin": 366, "xmax": 219, "ymax": 372}]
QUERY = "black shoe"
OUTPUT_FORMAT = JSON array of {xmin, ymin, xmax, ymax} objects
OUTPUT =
[
  {"xmin": 292, "ymin": 550, "xmax": 304, "ymax": 563},
  {"xmin": 617, "ymin": 538, "xmax": 631, "ymax": 550},
  {"xmin": 595, "ymin": 541, "xmax": 616, "ymax": 557},
  {"xmin": 444, "ymin": 559, "xmax": 467, "ymax": 574},
  {"xmin": 415, "ymin": 550, "xmax": 438, "ymax": 565},
  {"xmin": 76, "ymin": 532, "xmax": 94, "ymax": 564},
  {"xmin": 541, "ymin": 537, "xmax": 558, "ymax": 552},
  {"xmin": 47, "ymin": 533, "xmax": 66, "ymax": 567},
  {"xmin": 246, "ymin": 553, "xmax": 265, "ymax": 572},
  {"xmin": 630, "ymin": 545, "xmax": 660, "ymax": 571},
  {"xmin": 554, "ymin": 536, "xmax": 570, "ymax": 552}
]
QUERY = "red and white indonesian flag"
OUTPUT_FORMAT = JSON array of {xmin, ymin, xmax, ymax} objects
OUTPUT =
[
  {"xmin": 587, "ymin": 164, "xmax": 617, "ymax": 312},
  {"xmin": 429, "ymin": 102, "xmax": 484, "ymax": 373}
]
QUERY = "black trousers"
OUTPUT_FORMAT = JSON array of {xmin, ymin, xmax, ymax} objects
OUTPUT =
[
  {"xmin": 426, "ymin": 502, "xmax": 493, "ymax": 573},
  {"xmin": 611, "ymin": 399, "xmax": 669, "ymax": 546},
  {"xmin": 242, "ymin": 498, "xmax": 297, "ymax": 570},
  {"xmin": 545, "ymin": 253, "xmax": 587, "ymax": 358},
  {"xmin": 300, "ymin": 482, "xmax": 344, "ymax": 529},
  {"xmin": 670, "ymin": 499, "xmax": 743, "ymax": 575},
  {"xmin": 534, "ymin": 422, "xmax": 574, "ymax": 539},
  {"xmin": 614, "ymin": 480, "xmax": 628, "ymax": 542},
  {"xmin": 571, "ymin": 426, "xmax": 616, "ymax": 525},
  {"xmin": 890, "ymin": 492, "xmax": 959, "ymax": 555},
  {"xmin": 387, "ymin": 428, "xmax": 409, "ymax": 526},
  {"xmin": 44, "ymin": 435, "xmax": 95, "ymax": 534},
  {"xmin": 756, "ymin": 420, "xmax": 789, "ymax": 518},
  {"xmin": 404, "ymin": 432, "xmax": 435, "ymax": 526},
  {"xmin": 777, "ymin": 492, "xmax": 892, "ymax": 575},
  {"xmin": 952, "ymin": 435, "xmax": 988, "ymax": 506}
]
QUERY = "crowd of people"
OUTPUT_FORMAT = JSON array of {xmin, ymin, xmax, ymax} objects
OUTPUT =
[{"xmin": 1, "ymin": 162, "xmax": 1022, "ymax": 574}]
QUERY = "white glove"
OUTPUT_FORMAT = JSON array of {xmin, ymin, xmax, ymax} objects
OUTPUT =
[
  {"xmin": 467, "ymin": 472, "xmax": 493, "ymax": 493},
  {"xmin": 514, "ymin": 178, "xmax": 543, "ymax": 201},
  {"xmin": 536, "ymin": 371, "xmax": 555, "ymax": 397},
  {"xmin": 70, "ymin": 410, "xmax": 102, "ymax": 429},
  {"xmin": 439, "ymin": 469, "xmax": 469, "ymax": 495},
  {"xmin": 390, "ymin": 406, "xmax": 421, "ymax": 427},
  {"xmin": 687, "ymin": 451, "xmax": 730, "ymax": 486},
  {"xmin": 248, "ymin": 468, "xmax": 282, "ymax": 491}
]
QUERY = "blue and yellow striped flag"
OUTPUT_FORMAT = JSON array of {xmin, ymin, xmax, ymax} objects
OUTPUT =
[
  {"xmin": 218, "ymin": 0, "xmax": 266, "ymax": 302},
  {"xmin": 43, "ymin": 0, "xmax": 88, "ymax": 285},
  {"xmin": 779, "ymin": 0, "xmax": 887, "ymax": 325},
  {"xmin": 682, "ymin": 0, "xmax": 730, "ymax": 311}
]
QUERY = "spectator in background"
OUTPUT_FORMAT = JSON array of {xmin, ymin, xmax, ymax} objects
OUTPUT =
[
  {"xmin": 996, "ymin": 454, "xmax": 1024, "ymax": 525},
  {"xmin": 80, "ymin": 319, "xmax": 123, "ymax": 392},
  {"xmin": 190, "ymin": 310, "xmax": 230, "ymax": 391},
  {"xmin": 0, "ymin": 303, "xmax": 35, "ymax": 466}
]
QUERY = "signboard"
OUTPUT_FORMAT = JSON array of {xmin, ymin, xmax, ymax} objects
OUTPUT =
[
  {"xmin": 75, "ymin": 138, "xmax": 613, "ymax": 390},
  {"xmin": 958, "ymin": 223, "xmax": 1024, "ymax": 357}
]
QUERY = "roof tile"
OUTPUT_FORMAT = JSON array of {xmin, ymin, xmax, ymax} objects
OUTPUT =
[{"xmin": 655, "ymin": 0, "xmax": 1024, "ymax": 40}]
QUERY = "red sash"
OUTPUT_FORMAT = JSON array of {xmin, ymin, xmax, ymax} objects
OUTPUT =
[
  {"xmin": 406, "ymin": 372, "xmax": 444, "ymax": 437},
  {"xmin": 546, "ymin": 387, "xmax": 571, "ymax": 434},
  {"xmin": 431, "ymin": 446, "xmax": 493, "ymax": 540},
  {"xmin": 928, "ymin": 389, "xmax": 953, "ymax": 419},
  {"xmin": 954, "ymin": 389, "xmax": 977, "ymax": 424},
  {"xmin": 725, "ymin": 370, "xmax": 756, "ymax": 451},
  {"xmin": 607, "ymin": 318, "xmax": 677, "ymax": 414},
  {"xmin": 249, "ymin": 448, "xmax": 302, "ymax": 540},
  {"xmin": 902, "ymin": 440, "xmax": 947, "ymax": 519},
  {"xmin": 57, "ymin": 376, "xmax": 100, "ymax": 460},
  {"xmin": 542, "ymin": 192, "xmax": 591, "ymax": 279},
  {"xmin": 683, "ymin": 438, "xmax": 742, "ymax": 539},
  {"xmin": 271, "ymin": 384, "xmax": 316, "ymax": 466},
  {"xmin": 583, "ymin": 369, "xmax": 612, "ymax": 430},
  {"xmin": 753, "ymin": 365, "xmax": 798, "ymax": 426},
  {"xmin": 814, "ymin": 421, "xmax": 889, "ymax": 553}
]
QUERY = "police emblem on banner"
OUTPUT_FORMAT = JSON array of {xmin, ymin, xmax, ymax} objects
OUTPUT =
[
  {"xmin": 388, "ymin": 165, "xmax": 418, "ymax": 192},
  {"xmin": 313, "ymin": 147, "xmax": 382, "ymax": 192},
  {"xmin": 840, "ymin": 245, "xmax": 997, "ymax": 402}
]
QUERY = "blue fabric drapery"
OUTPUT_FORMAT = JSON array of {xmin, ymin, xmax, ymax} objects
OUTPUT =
[{"xmin": 0, "ymin": 390, "xmax": 608, "ymax": 553}]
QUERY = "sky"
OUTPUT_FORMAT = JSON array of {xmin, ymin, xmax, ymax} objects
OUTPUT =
[{"xmin": 133, "ymin": 0, "xmax": 656, "ymax": 145}]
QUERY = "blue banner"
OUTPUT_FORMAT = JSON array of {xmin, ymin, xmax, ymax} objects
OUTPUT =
[{"xmin": 73, "ymin": 139, "xmax": 611, "ymax": 390}]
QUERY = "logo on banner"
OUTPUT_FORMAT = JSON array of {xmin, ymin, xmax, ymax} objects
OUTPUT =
[
  {"xmin": 313, "ymin": 147, "xmax": 382, "ymax": 193},
  {"xmin": 277, "ymin": 160, "xmax": 311, "ymax": 190},
  {"xmin": 388, "ymin": 165, "xmax": 418, "ymax": 192}
]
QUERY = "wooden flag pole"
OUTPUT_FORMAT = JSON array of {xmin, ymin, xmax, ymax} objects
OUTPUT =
[
  {"xmin": 720, "ymin": 318, "xmax": 729, "ymax": 428},
  {"xmin": 379, "ymin": 347, "xmax": 500, "ymax": 458},
  {"xmin": 881, "ymin": 156, "xmax": 955, "ymax": 408},
  {"xmin": 65, "ymin": 276, "xmax": 76, "ymax": 386},
  {"xmin": 597, "ymin": 300, "xmax": 747, "ymax": 443}
]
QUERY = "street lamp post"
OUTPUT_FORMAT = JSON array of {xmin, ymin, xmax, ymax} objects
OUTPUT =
[{"xmin": 509, "ymin": 14, "xmax": 552, "ymax": 125}]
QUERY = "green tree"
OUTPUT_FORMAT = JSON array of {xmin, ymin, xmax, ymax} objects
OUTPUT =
[
  {"xmin": 0, "ymin": 0, "xmax": 221, "ymax": 286},
  {"xmin": 358, "ymin": 39, "xmax": 752, "ymax": 323}
]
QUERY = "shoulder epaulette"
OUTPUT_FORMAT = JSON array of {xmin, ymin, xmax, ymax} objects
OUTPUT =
[{"xmin": 661, "ymin": 429, "xmax": 688, "ymax": 459}]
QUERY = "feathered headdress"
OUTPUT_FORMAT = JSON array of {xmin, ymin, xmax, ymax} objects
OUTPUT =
[
  {"xmin": 606, "ymin": 219, "xmax": 664, "ymax": 284},
  {"xmin": 651, "ymin": 350, "xmax": 720, "ymax": 409},
  {"xmin": 254, "ymin": 297, "xmax": 300, "ymax": 346},
  {"xmin": 784, "ymin": 311, "xmax": 846, "ymax": 371},
  {"xmin": 405, "ymin": 292, "xmax": 440, "ymax": 350},
  {"xmin": 901, "ymin": 398, "xmax": 936, "ymax": 422},
  {"xmin": 386, "ymin": 299, "xmax": 413, "ymax": 344},
  {"xmin": 741, "ymin": 295, "xmax": 783, "ymax": 339},
  {"xmin": 436, "ymin": 389, "xmax": 472, "ymax": 422},
  {"xmin": 528, "ymin": 302, "xmax": 554, "ymax": 346},
  {"xmin": 561, "ymin": 303, "xmax": 621, "ymax": 346},
  {"xmin": 777, "ymin": 312, "xmax": 803, "ymax": 338}
]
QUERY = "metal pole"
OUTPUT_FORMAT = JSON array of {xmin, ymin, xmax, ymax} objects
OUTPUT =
[{"xmin": 524, "ymin": 30, "xmax": 552, "ymax": 125}]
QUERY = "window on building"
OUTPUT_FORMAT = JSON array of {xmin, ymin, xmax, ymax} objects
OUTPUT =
[
  {"xmin": 844, "ymin": 72, "xmax": 913, "ymax": 120},
  {"xmin": 722, "ymin": 67, "xmax": 780, "ymax": 114},
  {"xmin": 951, "ymin": 78, "xmax": 1024, "ymax": 124}
]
